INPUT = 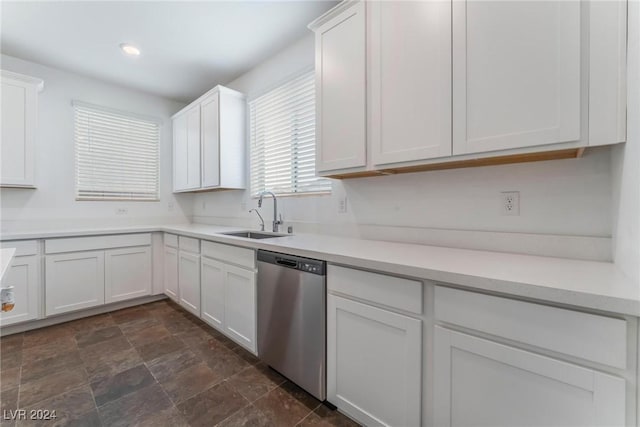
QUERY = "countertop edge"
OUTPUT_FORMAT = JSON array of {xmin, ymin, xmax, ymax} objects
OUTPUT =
[{"xmin": 1, "ymin": 225, "xmax": 638, "ymax": 317}]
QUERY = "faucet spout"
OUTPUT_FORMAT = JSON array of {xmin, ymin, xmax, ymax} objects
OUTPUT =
[
  {"xmin": 258, "ymin": 191, "xmax": 282, "ymax": 232},
  {"xmin": 249, "ymin": 209, "xmax": 265, "ymax": 231}
]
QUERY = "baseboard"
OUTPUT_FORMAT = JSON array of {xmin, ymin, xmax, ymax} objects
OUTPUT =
[{"xmin": 0, "ymin": 294, "xmax": 167, "ymax": 336}]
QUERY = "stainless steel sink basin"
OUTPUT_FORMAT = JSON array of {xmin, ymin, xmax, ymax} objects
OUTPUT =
[{"xmin": 221, "ymin": 231, "xmax": 287, "ymax": 239}]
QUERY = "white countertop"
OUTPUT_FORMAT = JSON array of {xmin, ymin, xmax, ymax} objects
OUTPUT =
[
  {"xmin": 2, "ymin": 224, "xmax": 639, "ymax": 316},
  {"xmin": 0, "ymin": 248, "xmax": 16, "ymax": 282}
]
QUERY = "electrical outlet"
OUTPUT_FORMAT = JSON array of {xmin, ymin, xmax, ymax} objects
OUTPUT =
[
  {"xmin": 115, "ymin": 208, "xmax": 128, "ymax": 215},
  {"xmin": 501, "ymin": 191, "xmax": 520, "ymax": 216},
  {"xmin": 168, "ymin": 202, "xmax": 174, "ymax": 212},
  {"xmin": 338, "ymin": 197, "xmax": 348, "ymax": 214}
]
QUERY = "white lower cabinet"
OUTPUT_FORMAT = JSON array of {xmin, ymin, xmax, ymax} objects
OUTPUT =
[
  {"xmin": 163, "ymin": 245, "xmax": 179, "ymax": 302},
  {"xmin": 0, "ymin": 255, "xmax": 40, "ymax": 326},
  {"xmin": 201, "ymin": 256, "xmax": 225, "ymax": 330},
  {"xmin": 45, "ymin": 251, "xmax": 105, "ymax": 316},
  {"xmin": 327, "ymin": 294, "xmax": 422, "ymax": 427},
  {"xmin": 42, "ymin": 234, "xmax": 153, "ymax": 317},
  {"xmin": 223, "ymin": 264, "xmax": 256, "ymax": 351},
  {"xmin": 104, "ymin": 247, "xmax": 151, "ymax": 303},
  {"xmin": 201, "ymin": 254, "xmax": 256, "ymax": 353},
  {"xmin": 433, "ymin": 326, "xmax": 625, "ymax": 427},
  {"xmin": 178, "ymin": 251, "xmax": 200, "ymax": 316}
]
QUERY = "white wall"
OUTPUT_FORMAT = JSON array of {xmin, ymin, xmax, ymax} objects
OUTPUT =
[
  {"xmin": 192, "ymin": 34, "xmax": 615, "ymax": 260},
  {"xmin": 611, "ymin": 0, "xmax": 640, "ymax": 282},
  {"xmin": 0, "ymin": 54, "xmax": 192, "ymax": 232}
]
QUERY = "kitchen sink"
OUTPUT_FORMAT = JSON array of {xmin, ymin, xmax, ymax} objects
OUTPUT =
[{"xmin": 221, "ymin": 231, "xmax": 287, "ymax": 239}]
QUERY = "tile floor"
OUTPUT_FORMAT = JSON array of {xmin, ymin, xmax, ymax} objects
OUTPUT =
[{"xmin": 0, "ymin": 300, "xmax": 360, "ymax": 427}]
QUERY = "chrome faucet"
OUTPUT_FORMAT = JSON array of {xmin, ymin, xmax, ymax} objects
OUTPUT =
[
  {"xmin": 249, "ymin": 209, "xmax": 265, "ymax": 231},
  {"xmin": 258, "ymin": 191, "xmax": 283, "ymax": 232}
]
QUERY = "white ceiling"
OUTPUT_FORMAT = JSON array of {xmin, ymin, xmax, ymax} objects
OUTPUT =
[{"xmin": 1, "ymin": 1, "xmax": 336, "ymax": 103}]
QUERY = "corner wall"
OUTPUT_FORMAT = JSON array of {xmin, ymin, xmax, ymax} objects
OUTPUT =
[
  {"xmin": 0, "ymin": 54, "xmax": 193, "ymax": 233},
  {"xmin": 611, "ymin": 0, "xmax": 640, "ymax": 282}
]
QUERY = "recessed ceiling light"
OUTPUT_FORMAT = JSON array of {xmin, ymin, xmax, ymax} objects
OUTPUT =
[{"xmin": 120, "ymin": 43, "xmax": 140, "ymax": 57}]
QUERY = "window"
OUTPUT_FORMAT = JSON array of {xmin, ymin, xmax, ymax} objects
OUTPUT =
[
  {"xmin": 249, "ymin": 70, "xmax": 331, "ymax": 197},
  {"xmin": 74, "ymin": 102, "xmax": 160, "ymax": 200}
]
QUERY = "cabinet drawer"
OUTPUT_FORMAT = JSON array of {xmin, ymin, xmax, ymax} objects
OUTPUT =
[
  {"xmin": 45, "ymin": 234, "xmax": 151, "ymax": 254},
  {"xmin": 178, "ymin": 236, "xmax": 200, "ymax": 254},
  {"xmin": 434, "ymin": 286, "xmax": 627, "ymax": 369},
  {"xmin": 1, "ymin": 240, "xmax": 39, "ymax": 256},
  {"xmin": 328, "ymin": 265, "xmax": 422, "ymax": 315},
  {"xmin": 164, "ymin": 233, "xmax": 178, "ymax": 248},
  {"xmin": 201, "ymin": 240, "xmax": 255, "ymax": 269}
]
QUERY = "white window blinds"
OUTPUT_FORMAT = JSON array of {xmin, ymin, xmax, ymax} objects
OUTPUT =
[
  {"xmin": 249, "ymin": 70, "xmax": 331, "ymax": 197},
  {"xmin": 74, "ymin": 102, "xmax": 160, "ymax": 201}
]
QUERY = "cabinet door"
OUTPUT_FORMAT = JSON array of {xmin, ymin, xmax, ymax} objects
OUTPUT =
[
  {"xmin": 315, "ymin": 1, "xmax": 367, "ymax": 173},
  {"xmin": 173, "ymin": 106, "xmax": 201, "ymax": 191},
  {"xmin": 104, "ymin": 246, "xmax": 151, "ymax": 304},
  {"xmin": 45, "ymin": 251, "xmax": 105, "ymax": 316},
  {"xmin": 224, "ymin": 264, "xmax": 256, "ymax": 353},
  {"xmin": 201, "ymin": 256, "xmax": 225, "ymax": 330},
  {"xmin": 327, "ymin": 295, "xmax": 421, "ymax": 427},
  {"xmin": 433, "ymin": 326, "xmax": 625, "ymax": 427},
  {"xmin": 201, "ymin": 93, "xmax": 220, "ymax": 188},
  {"xmin": 453, "ymin": 1, "xmax": 581, "ymax": 155},
  {"xmin": 163, "ymin": 246, "xmax": 179, "ymax": 302},
  {"xmin": 1, "ymin": 76, "xmax": 37, "ymax": 187},
  {"xmin": 173, "ymin": 113, "xmax": 189, "ymax": 191},
  {"xmin": 370, "ymin": 0, "xmax": 451, "ymax": 165},
  {"xmin": 0, "ymin": 255, "xmax": 39, "ymax": 326},
  {"xmin": 186, "ymin": 105, "xmax": 202, "ymax": 189},
  {"xmin": 178, "ymin": 251, "xmax": 200, "ymax": 316}
]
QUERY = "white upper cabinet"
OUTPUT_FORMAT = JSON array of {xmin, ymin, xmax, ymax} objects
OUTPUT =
[
  {"xmin": 452, "ymin": 0, "xmax": 581, "ymax": 155},
  {"xmin": 173, "ymin": 104, "xmax": 201, "ymax": 191},
  {"xmin": 588, "ymin": 0, "xmax": 627, "ymax": 146},
  {"xmin": 200, "ymin": 92, "xmax": 220, "ymax": 188},
  {"xmin": 1, "ymin": 70, "xmax": 43, "ymax": 188},
  {"xmin": 370, "ymin": 0, "xmax": 452, "ymax": 165},
  {"xmin": 310, "ymin": 1, "xmax": 367, "ymax": 173},
  {"xmin": 186, "ymin": 105, "xmax": 202, "ymax": 189},
  {"xmin": 310, "ymin": 0, "xmax": 627, "ymax": 177},
  {"xmin": 172, "ymin": 85, "xmax": 245, "ymax": 192}
]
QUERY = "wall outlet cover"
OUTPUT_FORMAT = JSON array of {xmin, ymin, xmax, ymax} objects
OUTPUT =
[
  {"xmin": 501, "ymin": 191, "xmax": 520, "ymax": 216},
  {"xmin": 338, "ymin": 197, "xmax": 348, "ymax": 214}
]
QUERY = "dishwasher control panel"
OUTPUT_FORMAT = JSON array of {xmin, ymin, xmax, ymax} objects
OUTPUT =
[
  {"xmin": 301, "ymin": 262, "xmax": 321, "ymax": 273},
  {"xmin": 258, "ymin": 250, "xmax": 326, "ymax": 276}
]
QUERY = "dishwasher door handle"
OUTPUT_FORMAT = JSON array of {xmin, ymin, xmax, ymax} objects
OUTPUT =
[{"xmin": 276, "ymin": 258, "xmax": 297, "ymax": 268}]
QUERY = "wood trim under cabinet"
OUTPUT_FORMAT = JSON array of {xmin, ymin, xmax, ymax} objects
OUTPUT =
[{"xmin": 326, "ymin": 148, "xmax": 582, "ymax": 179}]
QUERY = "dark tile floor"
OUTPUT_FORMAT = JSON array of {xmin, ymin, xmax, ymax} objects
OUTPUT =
[{"xmin": 0, "ymin": 300, "xmax": 360, "ymax": 427}]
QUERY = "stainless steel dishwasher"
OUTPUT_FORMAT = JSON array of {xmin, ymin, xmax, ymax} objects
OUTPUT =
[{"xmin": 257, "ymin": 250, "xmax": 326, "ymax": 401}]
